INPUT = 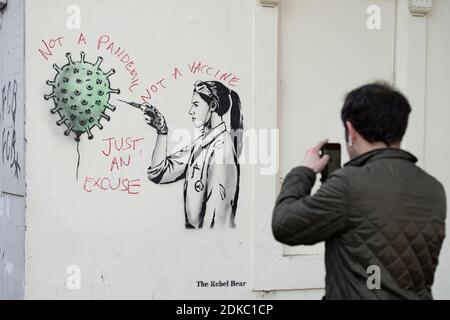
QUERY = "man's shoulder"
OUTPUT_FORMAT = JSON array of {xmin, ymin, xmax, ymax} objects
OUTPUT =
[
  {"xmin": 329, "ymin": 166, "xmax": 360, "ymax": 182},
  {"xmin": 415, "ymin": 166, "xmax": 447, "ymax": 202},
  {"xmin": 334, "ymin": 159, "xmax": 446, "ymax": 199}
]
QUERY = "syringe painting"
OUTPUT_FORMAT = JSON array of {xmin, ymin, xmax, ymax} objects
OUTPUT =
[{"xmin": 44, "ymin": 52, "xmax": 120, "ymax": 141}]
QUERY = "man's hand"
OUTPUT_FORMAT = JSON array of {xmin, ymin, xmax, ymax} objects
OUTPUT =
[{"xmin": 302, "ymin": 139, "xmax": 330, "ymax": 173}]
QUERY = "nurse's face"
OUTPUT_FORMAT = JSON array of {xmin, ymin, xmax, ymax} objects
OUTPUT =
[{"xmin": 189, "ymin": 92, "xmax": 212, "ymax": 128}]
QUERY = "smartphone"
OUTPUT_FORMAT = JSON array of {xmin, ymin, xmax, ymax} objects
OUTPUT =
[{"xmin": 320, "ymin": 143, "xmax": 341, "ymax": 183}]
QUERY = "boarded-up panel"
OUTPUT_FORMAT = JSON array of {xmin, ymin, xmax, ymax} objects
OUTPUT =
[
  {"xmin": 0, "ymin": 193, "xmax": 25, "ymax": 299},
  {"xmin": 0, "ymin": 0, "xmax": 25, "ymax": 196},
  {"xmin": 279, "ymin": 0, "xmax": 395, "ymax": 256},
  {"xmin": 25, "ymin": 0, "xmax": 255, "ymax": 299}
]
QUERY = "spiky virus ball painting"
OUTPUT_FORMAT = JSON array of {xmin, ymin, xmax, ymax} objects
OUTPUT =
[{"xmin": 45, "ymin": 52, "xmax": 120, "ymax": 141}]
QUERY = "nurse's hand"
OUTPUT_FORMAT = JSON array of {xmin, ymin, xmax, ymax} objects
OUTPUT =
[
  {"xmin": 302, "ymin": 139, "xmax": 330, "ymax": 173},
  {"xmin": 143, "ymin": 104, "xmax": 168, "ymax": 135}
]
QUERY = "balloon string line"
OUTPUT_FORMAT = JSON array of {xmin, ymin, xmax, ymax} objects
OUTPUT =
[{"xmin": 76, "ymin": 140, "xmax": 81, "ymax": 181}]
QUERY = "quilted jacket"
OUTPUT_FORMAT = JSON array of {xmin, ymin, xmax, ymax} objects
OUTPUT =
[{"xmin": 272, "ymin": 148, "xmax": 446, "ymax": 300}]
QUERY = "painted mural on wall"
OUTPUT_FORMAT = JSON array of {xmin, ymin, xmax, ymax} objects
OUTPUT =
[
  {"xmin": 44, "ymin": 52, "xmax": 120, "ymax": 141},
  {"xmin": 120, "ymin": 80, "xmax": 243, "ymax": 229},
  {"xmin": 40, "ymin": 33, "xmax": 243, "ymax": 229},
  {"xmin": 44, "ymin": 51, "xmax": 120, "ymax": 179}
]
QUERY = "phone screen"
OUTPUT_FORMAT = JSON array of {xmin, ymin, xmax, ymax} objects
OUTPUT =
[{"xmin": 320, "ymin": 143, "xmax": 341, "ymax": 182}]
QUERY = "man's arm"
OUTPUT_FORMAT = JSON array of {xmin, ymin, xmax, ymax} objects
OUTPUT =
[
  {"xmin": 272, "ymin": 166, "xmax": 350, "ymax": 245},
  {"xmin": 272, "ymin": 140, "xmax": 350, "ymax": 246}
]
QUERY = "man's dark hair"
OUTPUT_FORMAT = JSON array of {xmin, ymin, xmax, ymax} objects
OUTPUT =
[{"xmin": 341, "ymin": 82, "xmax": 412, "ymax": 146}]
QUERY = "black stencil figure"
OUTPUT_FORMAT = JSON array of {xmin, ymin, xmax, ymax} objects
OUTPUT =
[{"xmin": 143, "ymin": 81, "xmax": 243, "ymax": 229}]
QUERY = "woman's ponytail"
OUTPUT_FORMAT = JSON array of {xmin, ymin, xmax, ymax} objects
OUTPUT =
[{"xmin": 229, "ymin": 90, "xmax": 243, "ymax": 158}]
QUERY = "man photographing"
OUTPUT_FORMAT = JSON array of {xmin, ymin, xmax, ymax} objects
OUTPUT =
[{"xmin": 272, "ymin": 82, "xmax": 447, "ymax": 300}]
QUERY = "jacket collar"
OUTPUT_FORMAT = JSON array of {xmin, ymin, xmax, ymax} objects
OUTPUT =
[
  {"xmin": 201, "ymin": 122, "xmax": 227, "ymax": 147},
  {"xmin": 344, "ymin": 148, "xmax": 418, "ymax": 167}
]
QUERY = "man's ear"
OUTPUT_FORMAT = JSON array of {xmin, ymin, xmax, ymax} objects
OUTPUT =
[{"xmin": 346, "ymin": 121, "xmax": 357, "ymax": 141}]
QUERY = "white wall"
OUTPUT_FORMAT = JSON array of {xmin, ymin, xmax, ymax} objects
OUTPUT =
[
  {"xmin": 22, "ymin": 0, "xmax": 450, "ymax": 300},
  {"xmin": 0, "ymin": 0, "xmax": 26, "ymax": 300},
  {"xmin": 422, "ymin": 0, "xmax": 450, "ymax": 300}
]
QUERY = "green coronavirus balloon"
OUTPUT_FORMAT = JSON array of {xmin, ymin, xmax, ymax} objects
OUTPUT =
[{"xmin": 44, "ymin": 52, "xmax": 120, "ymax": 141}]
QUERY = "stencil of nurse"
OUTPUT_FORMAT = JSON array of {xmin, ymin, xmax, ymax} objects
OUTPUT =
[{"xmin": 144, "ymin": 81, "xmax": 244, "ymax": 229}]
